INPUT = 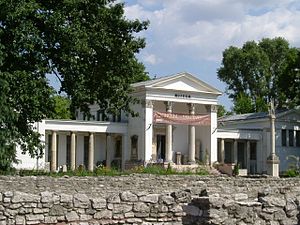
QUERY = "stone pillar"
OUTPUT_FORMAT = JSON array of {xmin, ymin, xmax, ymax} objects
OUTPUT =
[
  {"xmin": 188, "ymin": 103, "xmax": 196, "ymax": 164},
  {"xmin": 220, "ymin": 139, "xmax": 225, "ymax": 163},
  {"xmin": 70, "ymin": 132, "xmax": 76, "ymax": 171},
  {"xmin": 165, "ymin": 101, "xmax": 173, "ymax": 163},
  {"xmin": 233, "ymin": 140, "xmax": 238, "ymax": 164},
  {"xmin": 247, "ymin": 141, "xmax": 251, "ymax": 172},
  {"xmin": 88, "ymin": 132, "xmax": 94, "ymax": 172},
  {"xmin": 267, "ymin": 100, "xmax": 279, "ymax": 177},
  {"xmin": 50, "ymin": 131, "xmax": 57, "ymax": 172}
]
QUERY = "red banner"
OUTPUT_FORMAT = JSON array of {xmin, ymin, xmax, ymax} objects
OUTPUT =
[{"xmin": 153, "ymin": 111, "xmax": 211, "ymax": 126}]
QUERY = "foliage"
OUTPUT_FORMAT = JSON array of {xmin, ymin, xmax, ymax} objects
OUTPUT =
[
  {"xmin": 0, "ymin": 0, "xmax": 149, "ymax": 170},
  {"xmin": 284, "ymin": 169, "xmax": 299, "ymax": 177},
  {"xmin": 218, "ymin": 37, "xmax": 299, "ymax": 113},
  {"xmin": 217, "ymin": 105, "xmax": 226, "ymax": 117},
  {"xmin": 7, "ymin": 164, "xmax": 209, "ymax": 177},
  {"xmin": 50, "ymin": 95, "xmax": 72, "ymax": 120},
  {"xmin": 233, "ymin": 163, "xmax": 240, "ymax": 176}
]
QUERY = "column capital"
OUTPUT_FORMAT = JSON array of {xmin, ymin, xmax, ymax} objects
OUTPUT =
[
  {"xmin": 187, "ymin": 103, "xmax": 195, "ymax": 115},
  {"xmin": 165, "ymin": 101, "xmax": 173, "ymax": 112},
  {"xmin": 205, "ymin": 105, "xmax": 218, "ymax": 113},
  {"xmin": 145, "ymin": 100, "xmax": 153, "ymax": 108}
]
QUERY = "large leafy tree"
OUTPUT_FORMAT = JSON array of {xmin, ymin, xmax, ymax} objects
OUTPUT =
[
  {"xmin": 0, "ymin": 0, "xmax": 149, "ymax": 170},
  {"xmin": 218, "ymin": 37, "xmax": 299, "ymax": 113}
]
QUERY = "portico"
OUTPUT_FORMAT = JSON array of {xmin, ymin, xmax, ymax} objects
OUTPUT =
[{"xmin": 130, "ymin": 72, "xmax": 221, "ymax": 166}]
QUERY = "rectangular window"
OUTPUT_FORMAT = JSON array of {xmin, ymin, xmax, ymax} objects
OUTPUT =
[
  {"xmin": 250, "ymin": 142, "xmax": 257, "ymax": 160},
  {"xmin": 296, "ymin": 131, "xmax": 300, "ymax": 147},
  {"xmin": 289, "ymin": 130, "xmax": 294, "ymax": 147},
  {"xmin": 282, "ymin": 129, "xmax": 286, "ymax": 146}
]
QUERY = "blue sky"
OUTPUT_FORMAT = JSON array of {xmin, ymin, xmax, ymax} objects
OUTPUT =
[{"xmin": 50, "ymin": 0, "xmax": 300, "ymax": 110}]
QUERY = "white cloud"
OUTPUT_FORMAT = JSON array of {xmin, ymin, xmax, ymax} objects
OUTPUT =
[
  {"xmin": 142, "ymin": 53, "xmax": 161, "ymax": 65},
  {"xmin": 125, "ymin": 0, "xmax": 300, "ymax": 63}
]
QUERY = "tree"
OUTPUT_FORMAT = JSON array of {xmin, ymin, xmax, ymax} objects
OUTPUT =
[
  {"xmin": 0, "ymin": 0, "xmax": 148, "ymax": 170},
  {"xmin": 51, "ymin": 95, "xmax": 72, "ymax": 120},
  {"xmin": 218, "ymin": 37, "xmax": 299, "ymax": 113}
]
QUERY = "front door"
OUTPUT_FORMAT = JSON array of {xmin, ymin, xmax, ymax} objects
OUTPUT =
[
  {"xmin": 238, "ymin": 142, "xmax": 246, "ymax": 169},
  {"xmin": 157, "ymin": 135, "xmax": 166, "ymax": 161}
]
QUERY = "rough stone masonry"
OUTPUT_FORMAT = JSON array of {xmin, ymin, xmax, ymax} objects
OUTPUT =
[{"xmin": 1, "ymin": 175, "xmax": 300, "ymax": 225}]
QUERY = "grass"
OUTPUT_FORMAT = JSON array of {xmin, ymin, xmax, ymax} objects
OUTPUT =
[{"xmin": 0, "ymin": 164, "xmax": 209, "ymax": 177}]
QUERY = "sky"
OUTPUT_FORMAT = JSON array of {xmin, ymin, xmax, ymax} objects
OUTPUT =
[
  {"xmin": 122, "ymin": 0, "xmax": 300, "ymax": 110},
  {"xmin": 49, "ymin": 0, "xmax": 300, "ymax": 110}
]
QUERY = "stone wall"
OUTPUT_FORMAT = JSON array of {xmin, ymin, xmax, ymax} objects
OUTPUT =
[{"xmin": 1, "ymin": 175, "xmax": 300, "ymax": 224}]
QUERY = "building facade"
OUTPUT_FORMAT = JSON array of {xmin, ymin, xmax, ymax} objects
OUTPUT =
[
  {"xmin": 217, "ymin": 108, "xmax": 300, "ymax": 174},
  {"xmin": 14, "ymin": 72, "xmax": 222, "ymax": 171}
]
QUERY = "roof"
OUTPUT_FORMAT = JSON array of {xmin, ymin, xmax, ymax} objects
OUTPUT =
[
  {"xmin": 131, "ymin": 72, "xmax": 222, "ymax": 95},
  {"xmin": 219, "ymin": 109, "xmax": 289, "ymax": 122}
]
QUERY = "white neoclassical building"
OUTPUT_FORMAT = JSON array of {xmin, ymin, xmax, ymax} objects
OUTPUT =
[
  {"xmin": 15, "ymin": 72, "xmax": 222, "ymax": 171},
  {"xmin": 217, "ymin": 108, "xmax": 300, "ymax": 175}
]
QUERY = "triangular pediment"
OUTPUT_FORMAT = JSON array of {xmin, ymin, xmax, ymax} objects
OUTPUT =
[{"xmin": 132, "ymin": 72, "xmax": 222, "ymax": 95}]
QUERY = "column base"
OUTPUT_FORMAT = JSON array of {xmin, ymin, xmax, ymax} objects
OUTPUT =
[
  {"xmin": 267, "ymin": 154, "xmax": 280, "ymax": 177},
  {"xmin": 188, "ymin": 161, "xmax": 196, "ymax": 165}
]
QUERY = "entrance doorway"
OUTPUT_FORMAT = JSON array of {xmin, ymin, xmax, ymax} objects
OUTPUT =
[
  {"xmin": 238, "ymin": 142, "xmax": 246, "ymax": 169},
  {"xmin": 156, "ymin": 135, "xmax": 166, "ymax": 161}
]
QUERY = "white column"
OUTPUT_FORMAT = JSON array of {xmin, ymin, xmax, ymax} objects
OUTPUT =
[
  {"xmin": 206, "ymin": 105, "xmax": 218, "ymax": 164},
  {"xmin": 220, "ymin": 139, "xmax": 225, "ymax": 163},
  {"xmin": 188, "ymin": 103, "xmax": 196, "ymax": 164},
  {"xmin": 144, "ymin": 100, "xmax": 153, "ymax": 162},
  {"xmin": 122, "ymin": 134, "xmax": 128, "ymax": 171},
  {"xmin": 51, "ymin": 131, "xmax": 57, "ymax": 172},
  {"xmin": 70, "ymin": 132, "xmax": 76, "ymax": 171},
  {"xmin": 233, "ymin": 140, "xmax": 238, "ymax": 164},
  {"xmin": 88, "ymin": 132, "xmax": 94, "ymax": 172},
  {"xmin": 165, "ymin": 101, "xmax": 173, "ymax": 163},
  {"xmin": 267, "ymin": 100, "xmax": 279, "ymax": 177}
]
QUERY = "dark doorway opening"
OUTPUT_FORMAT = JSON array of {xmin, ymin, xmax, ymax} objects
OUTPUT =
[{"xmin": 157, "ymin": 135, "xmax": 166, "ymax": 161}]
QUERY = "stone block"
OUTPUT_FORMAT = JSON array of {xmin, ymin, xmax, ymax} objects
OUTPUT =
[
  {"xmin": 259, "ymin": 196, "xmax": 286, "ymax": 208},
  {"xmin": 80, "ymin": 214, "xmax": 92, "ymax": 221},
  {"xmin": 41, "ymin": 191, "xmax": 60, "ymax": 204},
  {"xmin": 120, "ymin": 191, "xmax": 138, "ymax": 202},
  {"xmin": 107, "ymin": 194, "xmax": 120, "ymax": 203},
  {"xmin": 140, "ymin": 194, "xmax": 159, "ymax": 203},
  {"xmin": 234, "ymin": 193, "xmax": 248, "ymax": 201},
  {"xmin": 49, "ymin": 205, "xmax": 66, "ymax": 216},
  {"xmin": 73, "ymin": 194, "xmax": 90, "ymax": 208},
  {"xmin": 160, "ymin": 195, "xmax": 175, "ymax": 205},
  {"xmin": 112, "ymin": 203, "xmax": 132, "ymax": 214},
  {"xmin": 65, "ymin": 211, "xmax": 79, "ymax": 222},
  {"xmin": 12, "ymin": 192, "xmax": 40, "ymax": 203},
  {"xmin": 94, "ymin": 210, "xmax": 112, "ymax": 219},
  {"xmin": 60, "ymin": 193, "xmax": 73, "ymax": 203},
  {"xmin": 91, "ymin": 198, "xmax": 106, "ymax": 209},
  {"xmin": 25, "ymin": 214, "xmax": 44, "ymax": 221},
  {"xmin": 126, "ymin": 218, "xmax": 142, "ymax": 223},
  {"xmin": 169, "ymin": 205, "xmax": 182, "ymax": 213},
  {"xmin": 133, "ymin": 202, "xmax": 150, "ymax": 212},
  {"xmin": 15, "ymin": 216, "xmax": 25, "ymax": 225},
  {"xmin": 44, "ymin": 216, "xmax": 58, "ymax": 224}
]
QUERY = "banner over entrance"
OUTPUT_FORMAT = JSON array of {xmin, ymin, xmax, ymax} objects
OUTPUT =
[{"xmin": 153, "ymin": 111, "xmax": 211, "ymax": 126}]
